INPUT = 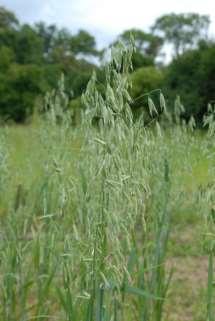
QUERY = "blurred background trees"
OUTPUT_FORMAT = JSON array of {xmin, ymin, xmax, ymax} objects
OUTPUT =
[
  {"xmin": 0, "ymin": 5, "xmax": 98, "ymax": 122},
  {"xmin": 116, "ymin": 28, "xmax": 163, "ymax": 69},
  {"xmin": 0, "ymin": 5, "xmax": 215, "ymax": 125},
  {"xmin": 151, "ymin": 13, "xmax": 210, "ymax": 57}
]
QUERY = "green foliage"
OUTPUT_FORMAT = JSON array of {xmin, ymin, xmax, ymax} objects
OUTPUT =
[
  {"xmin": 70, "ymin": 29, "xmax": 99, "ymax": 56},
  {"xmin": 117, "ymin": 28, "xmax": 163, "ymax": 69},
  {"xmin": 0, "ymin": 46, "xmax": 15, "ymax": 71},
  {"xmin": 0, "ymin": 63, "xmax": 48, "ymax": 122},
  {"xmin": 0, "ymin": 6, "xmax": 99, "ymax": 122},
  {"xmin": 34, "ymin": 22, "xmax": 58, "ymax": 57},
  {"xmin": 0, "ymin": 6, "xmax": 19, "ymax": 30},
  {"xmin": 131, "ymin": 66, "xmax": 164, "ymax": 98},
  {"xmin": 129, "ymin": 66, "xmax": 164, "ymax": 120},
  {"xmin": 152, "ymin": 13, "xmax": 210, "ymax": 57},
  {"xmin": 15, "ymin": 24, "xmax": 44, "ymax": 64},
  {"xmin": 0, "ymin": 5, "xmax": 215, "ymax": 125},
  {"xmin": 165, "ymin": 42, "xmax": 215, "ymax": 122}
]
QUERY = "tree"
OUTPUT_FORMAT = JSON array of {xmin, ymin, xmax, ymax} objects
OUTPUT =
[
  {"xmin": 15, "ymin": 24, "xmax": 44, "ymax": 64},
  {"xmin": 117, "ymin": 29, "xmax": 163, "ymax": 69},
  {"xmin": 164, "ymin": 41, "xmax": 215, "ymax": 123},
  {"xmin": 0, "ymin": 6, "xmax": 98, "ymax": 122},
  {"xmin": 0, "ymin": 7, "xmax": 19, "ymax": 50},
  {"xmin": 131, "ymin": 66, "xmax": 164, "ymax": 98},
  {"xmin": 70, "ymin": 29, "xmax": 99, "ymax": 57},
  {"xmin": 0, "ymin": 64, "xmax": 48, "ymax": 122},
  {"xmin": 152, "ymin": 13, "xmax": 210, "ymax": 57},
  {"xmin": 130, "ymin": 66, "xmax": 164, "ymax": 119},
  {"xmin": 34, "ymin": 22, "xmax": 58, "ymax": 57},
  {"xmin": 0, "ymin": 6, "xmax": 19, "ymax": 30},
  {"xmin": 0, "ymin": 46, "xmax": 15, "ymax": 71}
]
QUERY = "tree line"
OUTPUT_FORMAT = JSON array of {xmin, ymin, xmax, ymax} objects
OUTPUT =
[{"xmin": 0, "ymin": 6, "xmax": 214, "ymax": 124}]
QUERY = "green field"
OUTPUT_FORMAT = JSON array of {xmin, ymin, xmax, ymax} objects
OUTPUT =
[{"xmin": 0, "ymin": 45, "xmax": 214, "ymax": 321}]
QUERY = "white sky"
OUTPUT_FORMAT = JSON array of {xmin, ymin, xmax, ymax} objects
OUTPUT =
[{"xmin": 2, "ymin": 0, "xmax": 215, "ymax": 48}]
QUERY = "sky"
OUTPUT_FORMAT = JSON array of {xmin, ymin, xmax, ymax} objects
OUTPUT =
[{"xmin": 1, "ymin": 0, "xmax": 215, "ymax": 48}]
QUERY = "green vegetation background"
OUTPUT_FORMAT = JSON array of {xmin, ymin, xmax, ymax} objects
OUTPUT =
[{"xmin": 1, "ymin": 6, "xmax": 215, "ymax": 125}]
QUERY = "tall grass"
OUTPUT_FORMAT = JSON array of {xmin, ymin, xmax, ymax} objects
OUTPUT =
[{"xmin": 0, "ymin": 42, "xmax": 214, "ymax": 321}]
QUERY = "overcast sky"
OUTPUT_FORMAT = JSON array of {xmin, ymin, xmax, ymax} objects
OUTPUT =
[{"xmin": 2, "ymin": 0, "xmax": 215, "ymax": 48}]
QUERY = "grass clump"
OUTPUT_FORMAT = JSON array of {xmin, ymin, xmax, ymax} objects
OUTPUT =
[{"xmin": 0, "ymin": 42, "xmax": 214, "ymax": 321}]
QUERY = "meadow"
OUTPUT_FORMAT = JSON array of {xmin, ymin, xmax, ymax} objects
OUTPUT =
[{"xmin": 0, "ymin": 44, "xmax": 214, "ymax": 321}]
